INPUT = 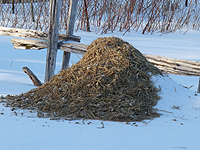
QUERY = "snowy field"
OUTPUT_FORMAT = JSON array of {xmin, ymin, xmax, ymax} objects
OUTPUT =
[{"xmin": 0, "ymin": 29, "xmax": 200, "ymax": 150}]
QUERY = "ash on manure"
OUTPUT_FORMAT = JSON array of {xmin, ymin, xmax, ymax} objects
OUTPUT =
[{"xmin": 4, "ymin": 37, "xmax": 163, "ymax": 122}]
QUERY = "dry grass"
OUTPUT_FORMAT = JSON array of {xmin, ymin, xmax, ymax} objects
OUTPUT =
[{"xmin": 4, "ymin": 37, "xmax": 162, "ymax": 122}]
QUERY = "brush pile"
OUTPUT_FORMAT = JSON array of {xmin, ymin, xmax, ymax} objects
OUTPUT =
[{"xmin": 4, "ymin": 37, "xmax": 162, "ymax": 122}]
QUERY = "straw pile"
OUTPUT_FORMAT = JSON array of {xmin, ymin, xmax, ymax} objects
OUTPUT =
[{"xmin": 4, "ymin": 37, "xmax": 162, "ymax": 122}]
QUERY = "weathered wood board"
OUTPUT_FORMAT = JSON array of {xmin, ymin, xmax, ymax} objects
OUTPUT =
[
  {"xmin": 11, "ymin": 38, "xmax": 48, "ymax": 49},
  {"xmin": 11, "ymin": 38, "xmax": 87, "ymax": 54},
  {"xmin": 145, "ymin": 54, "xmax": 200, "ymax": 76},
  {"xmin": 11, "ymin": 38, "xmax": 200, "ymax": 76},
  {"xmin": 58, "ymin": 42, "xmax": 87, "ymax": 54},
  {"xmin": 0, "ymin": 27, "xmax": 81, "ymax": 42}
]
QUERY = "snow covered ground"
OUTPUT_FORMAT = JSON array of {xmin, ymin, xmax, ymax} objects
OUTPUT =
[{"xmin": 0, "ymin": 29, "xmax": 200, "ymax": 150}]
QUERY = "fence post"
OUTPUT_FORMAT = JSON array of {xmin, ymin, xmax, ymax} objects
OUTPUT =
[
  {"xmin": 44, "ymin": 0, "xmax": 61, "ymax": 82},
  {"xmin": 61, "ymin": 0, "xmax": 79, "ymax": 70},
  {"xmin": 197, "ymin": 77, "xmax": 200, "ymax": 93}
]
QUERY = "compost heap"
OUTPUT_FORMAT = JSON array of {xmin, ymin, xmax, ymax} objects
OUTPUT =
[{"xmin": 4, "ymin": 37, "xmax": 163, "ymax": 122}]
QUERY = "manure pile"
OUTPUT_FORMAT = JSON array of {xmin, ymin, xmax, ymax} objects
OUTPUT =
[{"xmin": 4, "ymin": 37, "xmax": 162, "ymax": 122}]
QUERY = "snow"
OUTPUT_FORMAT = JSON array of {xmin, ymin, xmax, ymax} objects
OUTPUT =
[{"xmin": 0, "ymin": 29, "xmax": 200, "ymax": 150}]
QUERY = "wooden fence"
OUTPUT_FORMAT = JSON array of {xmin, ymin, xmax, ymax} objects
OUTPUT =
[
  {"xmin": 0, "ymin": 0, "xmax": 80, "ymax": 83},
  {"xmin": 3, "ymin": 26, "xmax": 200, "ymax": 92},
  {"xmin": 0, "ymin": 0, "xmax": 79, "ymax": 82},
  {"xmin": 7, "ymin": 29, "xmax": 200, "ymax": 77},
  {"xmin": 0, "ymin": 0, "xmax": 200, "ymax": 92}
]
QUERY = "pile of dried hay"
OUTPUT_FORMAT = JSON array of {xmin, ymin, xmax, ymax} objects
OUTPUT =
[{"xmin": 4, "ymin": 37, "xmax": 162, "ymax": 122}]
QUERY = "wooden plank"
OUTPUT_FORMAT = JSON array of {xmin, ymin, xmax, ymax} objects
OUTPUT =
[
  {"xmin": 0, "ymin": 26, "xmax": 48, "ymax": 40},
  {"xmin": 144, "ymin": 54, "xmax": 200, "ymax": 76},
  {"xmin": 11, "ymin": 38, "xmax": 48, "ymax": 49},
  {"xmin": 62, "ymin": 0, "xmax": 79, "ymax": 70},
  {"xmin": 145, "ymin": 54, "xmax": 200, "ymax": 68},
  {"xmin": 45, "ymin": 0, "xmax": 62, "ymax": 82},
  {"xmin": 59, "ymin": 34, "xmax": 81, "ymax": 42},
  {"xmin": 153, "ymin": 64, "xmax": 200, "ymax": 76},
  {"xmin": 11, "ymin": 38, "xmax": 87, "ymax": 52},
  {"xmin": 59, "ymin": 42, "xmax": 87, "ymax": 54},
  {"xmin": 10, "ymin": 39, "xmax": 200, "ymax": 76},
  {"xmin": 0, "ymin": 26, "xmax": 81, "ymax": 42}
]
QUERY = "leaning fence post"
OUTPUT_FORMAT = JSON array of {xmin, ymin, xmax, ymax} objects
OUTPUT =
[
  {"xmin": 61, "ymin": 0, "xmax": 79, "ymax": 70},
  {"xmin": 44, "ymin": 0, "xmax": 61, "ymax": 82},
  {"xmin": 197, "ymin": 77, "xmax": 200, "ymax": 93}
]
